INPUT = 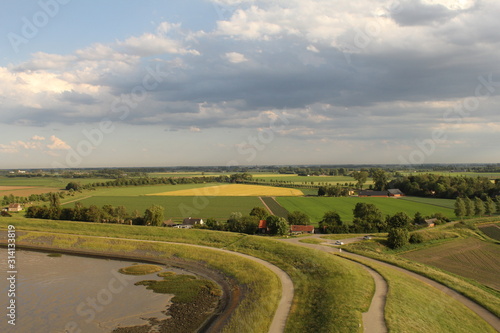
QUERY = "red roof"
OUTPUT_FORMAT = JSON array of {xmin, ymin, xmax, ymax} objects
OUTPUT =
[
  {"xmin": 258, "ymin": 220, "xmax": 267, "ymax": 229},
  {"xmin": 290, "ymin": 225, "xmax": 315, "ymax": 232}
]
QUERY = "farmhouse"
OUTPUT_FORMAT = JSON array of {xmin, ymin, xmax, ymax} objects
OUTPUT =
[
  {"xmin": 358, "ymin": 190, "xmax": 388, "ymax": 197},
  {"xmin": 290, "ymin": 225, "xmax": 315, "ymax": 235},
  {"xmin": 8, "ymin": 203, "xmax": 23, "ymax": 212},
  {"xmin": 258, "ymin": 219, "xmax": 268, "ymax": 234},
  {"xmin": 182, "ymin": 217, "xmax": 204, "ymax": 227},
  {"xmin": 388, "ymin": 189, "xmax": 405, "ymax": 197},
  {"xmin": 422, "ymin": 218, "xmax": 437, "ymax": 228}
]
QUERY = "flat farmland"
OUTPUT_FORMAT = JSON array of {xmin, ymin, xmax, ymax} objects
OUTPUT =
[
  {"xmin": 399, "ymin": 196, "xmax": 456, "ymax": 209},
  {"xmin": 148, "ymin": 184, "xmax": 304, "ymax": 197},
  {"xmin": 276, "ymin": 196, "xmax": 454, "ymax": 223},
  {"xmin": 252, "ymin": 174, "xmax": 369, "ymax": 186},
  {"xmin": 0, "ymin": 177, "xmax": 106, "ymax": 188},
  {"xmin": 402, "ymin": 237, "xmax": 500, "ymax": 291},
  {"xmin": 0, "ymin": 186, "xmax": 62, "ymax": 196},
  {"xmin": 75, "ymin": 196, "xmax": 265, "ymax": 221}
]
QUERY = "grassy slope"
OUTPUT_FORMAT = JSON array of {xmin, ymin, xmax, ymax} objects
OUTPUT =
[
  {"xmin": 342, "ymin": 255, "xmax": 497, "ymax": 333},
  {"xmin": 344, "ymin": 220, "xmax": 500, "ymax": 318},
  {"xmin": 277, "ymin": 196, "xmax": 454, "ymax": 223}
]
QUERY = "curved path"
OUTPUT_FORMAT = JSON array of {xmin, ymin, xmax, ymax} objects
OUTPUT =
[
  {"xmin": 281, "ymin": 236, "xmax": 388, "ymax": 333},
  {"xmin": 281, "ymin": 234, "xmax": 500, "ymax": 332},
  {"xmin": 6, "ymin": 231, "xmax": 293, "ymax": 333}
]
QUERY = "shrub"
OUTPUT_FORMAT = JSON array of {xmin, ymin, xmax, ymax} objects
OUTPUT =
[{"xmin": 409, "ymin": 232, "xmax": 424, "ymax": 244}]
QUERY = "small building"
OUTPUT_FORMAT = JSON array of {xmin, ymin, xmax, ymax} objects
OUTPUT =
[
  {"xmin": 388, "ymin": 189, "xmax": 405, "ymax": 197},
  {"xmin": 8, "ymin": 204, "xmax": 23, "ymax": 212},
  {"xmin": 290, "ymin": 225, "xmax": 315, "ymax": 235},
  {"xmin": 182, "ymin": 217, "xmax": 204, "ymax": 227},
  {"xmin": 358, "ymin": 190, "xmax": 388, "ymax": 197},
  {"xmin": 422, "ymin": 218, "xmax": 437, "ymax": 228},
  {"xmin": 258, "ymin": 219, "xmax": 268, "ymax": 234},
  {"xmin": 162, "ymin": 219, "xmax": 176, "ymax": 227}
]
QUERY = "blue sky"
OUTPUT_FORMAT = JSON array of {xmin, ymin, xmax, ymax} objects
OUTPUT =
[{"xmin": 0, "ymin": 0, "xmax": 499, "ymax": 169}]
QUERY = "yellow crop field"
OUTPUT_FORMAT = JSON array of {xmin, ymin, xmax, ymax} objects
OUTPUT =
[{"xmin": 148, "ymin": 184, "xmax": 304, "ymax": 197}]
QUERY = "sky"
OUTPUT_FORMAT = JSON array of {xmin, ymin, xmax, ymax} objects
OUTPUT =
[{"xmin": 0, "ymin": 0, "xmax": 499, "ymax": 169}]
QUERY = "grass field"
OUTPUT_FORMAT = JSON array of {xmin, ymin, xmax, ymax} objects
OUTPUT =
[
  {"xmin": 399, "ymin": 196, "xmax": 456, "ymax": 209},
  {"xmin": 148, "ymin": 184, "xmax": 304, "ymax": 197},
  {"xmin": 277, "ymin": 196, "xmax": 455, "ymax": 223},
  {"xmin": 402, "ymin": 237, "xmax": 500, "ymax": 291},
  {"xmin": 0, "ymin": 177, "xmax": 105, "ymax": 187},
  {"xmin": 342, "ymin": 255, "xmax": 497, "ymax": 333},
  {"xmin": 77, "ymin": 196, "xmax": 265, "ymax": 220}
]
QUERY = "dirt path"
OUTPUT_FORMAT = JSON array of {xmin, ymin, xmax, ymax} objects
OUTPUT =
[
  {"xmin": 281, "ymin": 234, "xmax": 500, "ymax": 332},
  {"xmin": 7, "ymin": 231, "xmax": 293, "ymax": 333},
  {"xmin": 60, "ymin": 196, "xmax": 92, "ymax": 206}
]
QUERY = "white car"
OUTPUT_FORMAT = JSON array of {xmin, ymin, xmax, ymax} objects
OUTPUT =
[
  {"xmin": 363, "ymin": 235, "xmax": 372, "ymax": 240},
  {"xmin": 335, "ymin": 240, "xmax": 344, "ymax": 245}
]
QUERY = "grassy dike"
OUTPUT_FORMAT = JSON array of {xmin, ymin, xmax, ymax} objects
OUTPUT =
[
  {"xmin": 9, "ymin": 230, "xmax": 280, "ymax": 332},
  {"xmin": 1, "ymin": 217, "xmax": 373, "ymax": 332},
  {"xmin": 344, "ymin": 226, "xmax": 500, "ymax": 319},
  {"xmin": 339, "ymin": 255, "xmax": 497, "ymax": 333}
]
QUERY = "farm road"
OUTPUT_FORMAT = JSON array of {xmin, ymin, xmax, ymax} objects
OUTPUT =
[
  {"xmin": 281, "ymin": 234, "xmax": 500, "ymax": 332},
  {"xmin": 11, "ymin": 231, "xmax": 293, "ymax": 333},
  {"xmin": 280, "ymin": 236, "xmax": 387, "ymax": 333}
]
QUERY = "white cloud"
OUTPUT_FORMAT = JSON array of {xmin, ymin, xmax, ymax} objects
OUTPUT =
[
  {"xmin": 225, "ymin": 52, "xmax": 248, "ymax": 63},
  {"xmin": 47, "ymin": 135, "xmax": 71, "ymax": 150}
]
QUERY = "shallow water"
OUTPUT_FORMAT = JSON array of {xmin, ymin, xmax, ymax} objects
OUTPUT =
[{"xmin": 0, "ymin": 250, "xmax": 179, "ymax": 332}]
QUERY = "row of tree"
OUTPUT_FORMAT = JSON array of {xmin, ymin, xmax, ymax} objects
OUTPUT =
[
  {"xmin": 2, "ymin": 192, "xmax": 66, "ymax": 206},
  {"xmin": 388, "ymin": 173, "xmax": 499, "ymax": 199},
  {"xmin": 454, "ymin": 196, "xmax": 500, "ymax": 218},
  {"xmin": 25, "ymin": 194, "xmax": 165, "ymax": 226}
]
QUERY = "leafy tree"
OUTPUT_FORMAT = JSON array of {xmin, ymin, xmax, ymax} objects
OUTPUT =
[
  {"xmin": 372, "ymin": 169, "xmax": 388, "ymax": 191},
  {"xmin": 454, "ymin": 197, "xmax": 466, "ymax": 218},
  {"xmin": 317, "ymin": 186, "xmax": 326, "ymax": 196},
  {"xmin": 464, "ymin": 197, "xmax": 474, "ymax": 216},
  {"xmin": 144, "ymin": 205, "xmax": 164, "ymax": 226},
  {"xmin": 85, "ymin": 205, "xmax": 103, "ymax": 223},
  {"xmin": 387, "ymin": 228, "xmax": 409, "ymax": 249},
  {"xmin": 266, "ymin": 215, "xmax": 289, "ymax": 235},
  {"xmin": 319, "ymin": 211, "xmax": 346, "ymax": 233},
  {"xmin": 485, "ymin": 197, "xmax": 496, "ymax": 215},
  {"xmin": 353, "ymin": 171, "xmax": 369, "ymax": 189},
  {"xmin": 239, "ymin": 216, "xmax": 260, "ymax": 234},
  {"xmin": 388, "ymin": 212, "xmax": 411, "ymax": 229},
  {"xmin": 65, "ymin": 182, "xmax": 82, "ymax": 191},
  {"xmin": 474, "ymin": 197, "xmax": 485, "ymax": 217},
  {"xmin": 249, "ymin": 207, "xmax": 269, "ymax": 220},
  {"xmin": 287, "ymin": 211, "xmax": 310, "ymax": 225},
  {"xmin": 413, "ymin": 212, "xmax": 425, "ymax": 225},
  {"xmin": 409, "ymin": 232, "xmax": 424, "ymax": 244}
]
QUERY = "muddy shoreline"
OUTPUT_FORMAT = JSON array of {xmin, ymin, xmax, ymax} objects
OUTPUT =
[{"xmin": 0, "ymin": 232, "xmax": 243, "ymax": 333}]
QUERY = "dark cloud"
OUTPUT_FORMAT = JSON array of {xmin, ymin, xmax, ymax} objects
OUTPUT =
[{"xmin": 390, "ymin": 0, "xmax": 458, "ymax": 26}]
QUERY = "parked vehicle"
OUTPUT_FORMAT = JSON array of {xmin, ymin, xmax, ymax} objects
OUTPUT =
[{"xmin": 335, "ymin": 240, "xmax": 344, "ymax": 245}]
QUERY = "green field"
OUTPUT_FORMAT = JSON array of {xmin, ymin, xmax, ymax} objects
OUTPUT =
[
  {"xmin": 399, "ymin": 196, "xmax": 456, "ymax": 209},
  {"xmin": 276, "ymin": 197, "xmax": 454, "ymax": 223},
  {"xmin": 76, "ymin": 196, "xmax": 264, "ymax": 221},
  {"xmin": 252, "ymin": 174, "xmax": 366, "ymax": 186},
  {"xmin": 402, "ymin": 237, "xmax": 500, "ymax": 291},
  {"xmin": 0, "ymin": 177, "xmax": 108, "ymax": 188}
]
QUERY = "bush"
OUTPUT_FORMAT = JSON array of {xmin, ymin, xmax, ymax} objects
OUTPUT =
[
  {"xmin": 387, "ymin": 228, "xmax": 409, "ymax": 249},
  {"xmin": 409, "ymin": 232, "xmax": 424, "ymax": 244}
]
